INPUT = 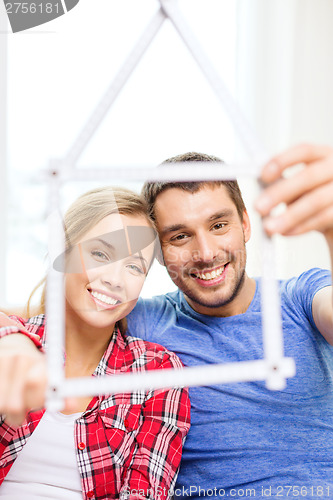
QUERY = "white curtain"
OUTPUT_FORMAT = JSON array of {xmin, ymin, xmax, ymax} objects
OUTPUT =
[
  {"xmin": 0, "ymin": 2, "xmax": 8, "ymax": 304},
  {"xmin": 236, "ymin": 0, "xmax": 333, "ymax": 279}
]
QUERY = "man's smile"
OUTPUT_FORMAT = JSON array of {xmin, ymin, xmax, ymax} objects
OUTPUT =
[{"xmin": 187, "ymin": 263, "xmax": 229, "ymax": 287}]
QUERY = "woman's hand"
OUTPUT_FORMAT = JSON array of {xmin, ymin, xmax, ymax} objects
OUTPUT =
[
  {"xmin": 255, "ymin": 143, "xmax": 333, "ymax": 239},
  {"xmin": 0, "ymin": 334, "xmax": 47, "ymax": 426}
]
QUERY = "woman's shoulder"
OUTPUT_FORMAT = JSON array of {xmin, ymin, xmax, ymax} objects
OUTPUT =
[
  {"xmin": 21, "ymin": 314, "xmax": 46, "ymax": 340},
  {"xmin": 123, "ymin": 333, "xmax": 184, "ymax": 370}
]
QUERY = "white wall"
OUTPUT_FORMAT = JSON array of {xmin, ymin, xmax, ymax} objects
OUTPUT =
[
  {"xmin": 2, "ymin": 0, "xmax": 333, "ymax": 306},
  {"xmin": 3, "ymin": 0, "xmax": 238, "ymax": 306},
  {"xmin": 236, "ymin": 0, "xmax": 333, "ymax": 279},
  {"xmin": 0, "ymin": 1, "xmax": 8, "ymax": 305}
]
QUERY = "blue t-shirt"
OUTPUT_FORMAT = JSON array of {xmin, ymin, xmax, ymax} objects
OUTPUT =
[{"xmin": 127, "ymin": 269, "xmax": 333, "ymax": 499}]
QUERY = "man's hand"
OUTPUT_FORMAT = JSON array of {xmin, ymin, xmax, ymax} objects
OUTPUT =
[
  {"xmin": 255, "ymin": 143, "xmax": 333, "ymax": 239},
  {"xmin": 0, "ymin": 334, "xmax": 47, "ymax": 426}
]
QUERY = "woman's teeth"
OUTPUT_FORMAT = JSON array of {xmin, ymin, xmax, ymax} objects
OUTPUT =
[
  {"xmin": 196, "ymin": 265, "xmax": 225, "ymax": 281},
  {"xmin": 90, "ymin": 291, "xmax": 119, "ymax": 305}
]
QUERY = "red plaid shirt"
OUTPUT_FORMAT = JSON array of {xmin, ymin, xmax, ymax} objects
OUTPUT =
[{"xmin": 0, "ymin": 315, "xmax": 190, "ymax": 500}]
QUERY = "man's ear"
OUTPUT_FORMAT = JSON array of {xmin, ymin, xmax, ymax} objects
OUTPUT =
[{"xmin": 242, "ymin": 210, "xmax": 251, "ymax": 243}]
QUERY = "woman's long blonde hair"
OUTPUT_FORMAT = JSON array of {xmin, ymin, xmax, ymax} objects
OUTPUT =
[{"xmin": 26, "ymin": 186, "xmax": 154, "ymax": 332}]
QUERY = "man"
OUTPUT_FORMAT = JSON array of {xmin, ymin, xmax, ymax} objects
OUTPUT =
[
  {"xmin": 125, "ymin": 144, "xmax": 333, "ymax": 498},
  {"xmin": 1, "ymin": 143, "xmax": 333, "ymax": 498}
]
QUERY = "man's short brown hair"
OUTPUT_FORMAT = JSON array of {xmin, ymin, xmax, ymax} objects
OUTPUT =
[{"xmin": 142, "ymin": 152, "xmax": 246, "ymax": 223}]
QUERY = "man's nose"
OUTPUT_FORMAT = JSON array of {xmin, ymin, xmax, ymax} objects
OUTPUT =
[{"xmin": 192, "ymin": 233, "xmax": 218, "ymax": 262}]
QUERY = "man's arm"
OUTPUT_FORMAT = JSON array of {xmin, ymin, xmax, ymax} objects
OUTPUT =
[
  {"xmin": 255, "ymin": 143, "xmax": 333, "ymax": 344},
  {"xmin": 311, "ymin": 287, "xmax": 333, "ymax": 345}
]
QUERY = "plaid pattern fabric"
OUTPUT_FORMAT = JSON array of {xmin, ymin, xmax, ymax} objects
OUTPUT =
[{"xmin": 0, "ymin": 315, "xmax": 190, "ymax": 499}]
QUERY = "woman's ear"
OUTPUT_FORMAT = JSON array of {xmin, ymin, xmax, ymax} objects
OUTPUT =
[
  {"xmin": 156, "ymin": 251, "xmax": 165, "ymax": 266},
  {"xmin": 155, "ymin": 239, "xmax": 165, "ymax": 266}
]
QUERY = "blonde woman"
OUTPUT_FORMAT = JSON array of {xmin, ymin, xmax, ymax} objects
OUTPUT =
[{"xmin": 0, "ymin": 186, "xmax": 190, "ymax": 500}]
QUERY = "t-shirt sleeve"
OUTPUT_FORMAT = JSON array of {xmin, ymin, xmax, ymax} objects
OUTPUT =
[{"xmin": 283, "ymin": 268, "xmax": 332, "ymax": 330}]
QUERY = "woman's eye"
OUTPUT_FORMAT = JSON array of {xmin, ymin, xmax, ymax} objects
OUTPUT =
[
  {"xmin": 127, "ymin": 264, "xmax": 145, "ymax": 275},
  {"xmin": 91, "ymin": 250, "xmax": 109, "ymax": 261}
]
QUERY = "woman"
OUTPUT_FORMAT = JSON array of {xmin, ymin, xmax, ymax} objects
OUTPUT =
[{"xmin": 0, "ymin": 186, "xmax": 190, "ymax": 500}]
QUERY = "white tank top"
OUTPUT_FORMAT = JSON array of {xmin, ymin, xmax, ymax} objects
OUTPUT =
[{"xmin": 0, "ymin": 411, "xmax": 83, "ymax": 499}]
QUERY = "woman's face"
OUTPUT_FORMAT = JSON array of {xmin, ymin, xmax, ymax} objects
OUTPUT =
[{"xmin": 65, "ymin": 213, "xmax": 155, "ymax": 330}]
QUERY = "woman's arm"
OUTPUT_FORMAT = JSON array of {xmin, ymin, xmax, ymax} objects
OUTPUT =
[
  {"xmin": 0, "ymin": 312, "xmax": 42, "ymax": 348},
  {"xmin": 119, "ymin": 352, "xmax": 191, "ymax": 500},
  {"xmin": 0, "ymin": 313, "xmax": 46, "ymax": 425}
]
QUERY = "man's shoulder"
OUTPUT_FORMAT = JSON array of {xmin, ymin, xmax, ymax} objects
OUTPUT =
[
  {"xmin": 278, "ymin": 268, "xmax": 331, "ymax": 326},
  {"xmin": 138, "ymin": 289, "xmax": 182, "ymax": 305},
  {"xmin": 127, "ymin": 290, "xmax": 184, "ymax": 342},
  {"xmin": 133, "ymin": 289, "xmax": 183, "ymax": 317},
  {"xmin": 280, "ymin": 268, "xmax": 331, "ymax": 295}
]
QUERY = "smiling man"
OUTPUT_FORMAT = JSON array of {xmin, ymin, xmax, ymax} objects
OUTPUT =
[
  {"xmin": 154, "ymin": 183, "xmax": 254, "ymax": 317},
  {"xmin": 126, "ymin": 145, "xmax": 333, "ymax": 499}
]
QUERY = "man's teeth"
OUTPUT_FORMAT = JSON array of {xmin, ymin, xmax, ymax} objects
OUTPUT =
[
  {"xmin": 196, "ymin": 266, "xmax": 225, "ymax": 281},
  {"xmin": 90, "ymin": 291, "xmax": 118, "ymax": 305}
]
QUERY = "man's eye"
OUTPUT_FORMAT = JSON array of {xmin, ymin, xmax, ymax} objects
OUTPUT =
[
  {"xmin": 171, "ymin": 234, "xmax": 188, "ymax": 242},
  {"xmin": 212, "ymin": 222, "xmax": 226, "ymax": 231},
  {"xmin": 91, "ymin": 250, "xmax": 109, "ymax": 261}
]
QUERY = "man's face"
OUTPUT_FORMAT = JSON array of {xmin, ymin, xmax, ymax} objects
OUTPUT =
[{"xmin": 154, "ymin": 185, "xmax": 252, "ymax": 316}]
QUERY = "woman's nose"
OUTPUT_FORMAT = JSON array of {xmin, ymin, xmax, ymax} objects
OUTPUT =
[{"xmin": 100, "ymin": 262, "xmax": 124, "ymax": 289}]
